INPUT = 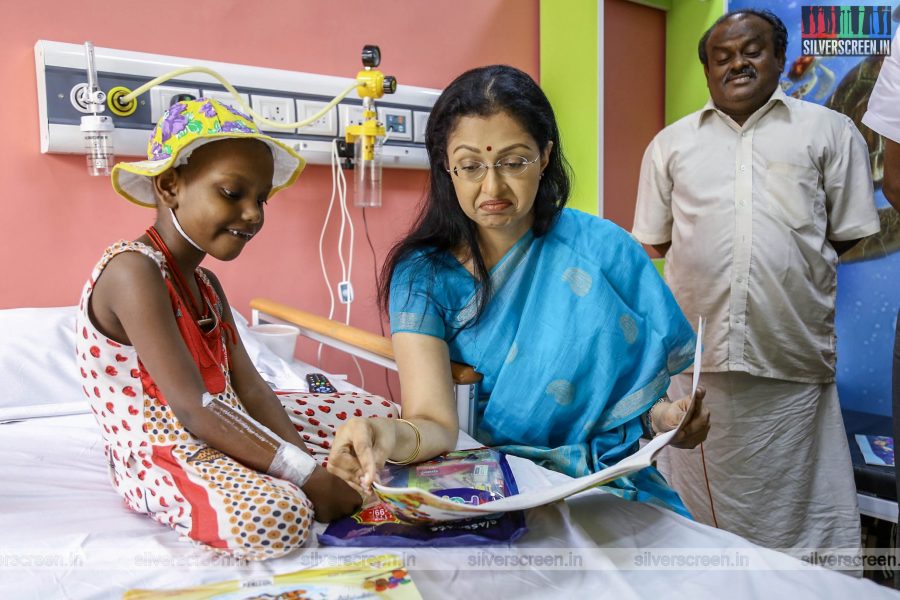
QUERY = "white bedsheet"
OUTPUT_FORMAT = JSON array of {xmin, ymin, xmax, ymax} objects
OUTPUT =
[{"xmin": 1, "ymin": 414, "xmax": 897, "ymax": 599}]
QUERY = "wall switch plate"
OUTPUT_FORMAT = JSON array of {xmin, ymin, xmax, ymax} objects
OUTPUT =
[
  {"xmin": 251, "ymin": 94, "xmax": 296, "ymax": 133},
  {"xmin": 413, "ymin": 111, "xmax": 429, "ymax": 143},
  {"xmin": 296, "ymin": 99, "xmax": 337, "ymax": 136},
  {"xmin": 377, "ymin": 107, "xmax": 413, "ymax": 141},
  {"xmin": 150, "ymin": 85, "xmax": 200, "ymax": 122}
]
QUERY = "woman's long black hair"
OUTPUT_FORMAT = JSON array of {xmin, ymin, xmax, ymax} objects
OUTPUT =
[{"xmin": 377, "ymin": 65, "xmax": 572, "ymax": 324}]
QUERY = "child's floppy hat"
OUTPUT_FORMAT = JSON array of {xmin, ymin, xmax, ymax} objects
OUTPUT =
[{"xmin": 112, "ymin": 98, "xmax": 306, "ymax": 207}]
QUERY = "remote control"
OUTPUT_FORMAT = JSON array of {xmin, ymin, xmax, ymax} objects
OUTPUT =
[{"xmin": 306, "ymin": 372, "xmax": 337, "ymax": 394}]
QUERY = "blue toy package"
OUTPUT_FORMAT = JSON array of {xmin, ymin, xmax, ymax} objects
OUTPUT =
[{"xmin": 318, "ymin": 448, "xmax": 527, "ymax": 547}]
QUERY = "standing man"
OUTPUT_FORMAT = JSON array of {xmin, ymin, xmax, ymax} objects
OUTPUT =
[
  {"xmin": 633, "ymin": 9, "xmax": 880, "ymax": 553},
  {"xmin": 861, "ymin": 29, "xmax": 900, "ymax": 582}
]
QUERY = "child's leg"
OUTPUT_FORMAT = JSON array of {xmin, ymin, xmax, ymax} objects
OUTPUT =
[
  {"xmin": 276, "ymin": 391, "xmax": 400, "ymax": 465},
  {"xmin": 144, "ymin": 444, "xmax": 314, "ymax": 561}
]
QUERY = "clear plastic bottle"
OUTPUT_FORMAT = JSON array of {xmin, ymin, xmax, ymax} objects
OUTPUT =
[
  {"xmin": 353, "ymin": 136, "xmax": 383, "ymax": 208},
  {"xmin": 81, "ymin": 115, "xmax": 115, "ymax": 176}
]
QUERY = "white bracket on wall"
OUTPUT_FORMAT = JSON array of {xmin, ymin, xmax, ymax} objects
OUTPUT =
[{"xmin": 34, "ymin": 40, "xmax": 439, "ymax": 169}]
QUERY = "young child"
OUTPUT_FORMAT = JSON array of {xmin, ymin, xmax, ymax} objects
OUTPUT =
[{"xmin": 75, "ymin": 98, "xmax": 397, "ymax": 560}]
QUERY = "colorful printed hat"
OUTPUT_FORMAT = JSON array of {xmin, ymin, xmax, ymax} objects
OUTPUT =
[{"xmin": 112, "ymin": 98, "xmax": 305, "ymax": 207}]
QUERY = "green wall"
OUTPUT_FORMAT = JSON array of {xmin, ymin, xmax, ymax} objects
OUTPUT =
[
  {"xmin": 540, "ymin": 0, "xmax": 599, "ymax": 214},
  {"xmin": 665, "ymin": 0, "xmax": 725, "ymax": 124},
  {"xmin": 539, "ymin": 0, "xmax": 725, "ymax": 216}
]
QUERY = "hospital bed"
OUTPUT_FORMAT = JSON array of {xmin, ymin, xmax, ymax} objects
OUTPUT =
[{"xmin": 0, "ymin": 301, "xmax": 897, "ymax": 599}]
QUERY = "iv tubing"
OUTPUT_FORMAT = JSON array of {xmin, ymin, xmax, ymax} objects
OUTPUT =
[{"xmin": 117, "ymin": 66, "xmax": 358, "ymax": 131}]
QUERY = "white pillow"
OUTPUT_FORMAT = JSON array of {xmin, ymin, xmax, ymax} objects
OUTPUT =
[
  {"xmin": 0, "ymin": 305, "xmax": 360, "ymax": 422},
  {"xmin": 0, "ymin": 306, "xmax": 87, "ymax": 421}
]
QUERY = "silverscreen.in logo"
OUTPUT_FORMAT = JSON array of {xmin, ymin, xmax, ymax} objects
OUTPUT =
[{"xmin": 801, "ymin": 5, "xmax": 892, "ymax": 56}]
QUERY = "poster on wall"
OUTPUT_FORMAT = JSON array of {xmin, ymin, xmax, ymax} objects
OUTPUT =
[{"xmin": 726, "ymin": 0, "xmax": 900, "ymax": 415}]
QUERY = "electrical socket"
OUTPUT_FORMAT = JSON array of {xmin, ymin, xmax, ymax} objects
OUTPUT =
[
  {"xmin": 251, "ymin": 94, "xmax": 296, "ymax": 133},
  {"xmin": 150, "ymin": 85, "xmax": 201, "ymax": 122},
  {"xmin": 413, "ymin": 111, "xmax": 430, "ymax": 143},
  {"xmin": 339, "ymin": 104, "xmax": 367, "ymax": 136},
  {"xmin": 296, "ymin": 99, "xmax": 337, "ymax": 136},
  {"xmin": 200, "ymin": 89, "xmax": 251, "ymax": 112}
]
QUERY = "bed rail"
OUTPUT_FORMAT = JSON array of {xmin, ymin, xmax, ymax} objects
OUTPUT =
[{"xmin": 249, "ymin": 297, "xmax": 481, "ymax": 434}]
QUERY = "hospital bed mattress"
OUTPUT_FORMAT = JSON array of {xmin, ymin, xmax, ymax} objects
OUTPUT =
[{"xmin": 1, "ymin": 412, "xmax": 897, "ymax": 599}]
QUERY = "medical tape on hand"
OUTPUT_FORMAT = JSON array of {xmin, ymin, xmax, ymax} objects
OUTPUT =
[
  {"xmin": 205, "ymin": 397, "xmax": 316, "ymax": 487},
  {"xmin": 268, "ymin": 443, "xmax": 317, "ymax": 488}
]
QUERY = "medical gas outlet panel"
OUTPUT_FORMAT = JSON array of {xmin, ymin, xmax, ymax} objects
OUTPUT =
[{"xmin": 35, "ymin": 41, "xmax": 436, "ymax": 169}]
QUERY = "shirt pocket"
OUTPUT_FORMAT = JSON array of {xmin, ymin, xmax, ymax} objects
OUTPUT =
[{"xmin": 763, "ymin": 161, "xmax": 820, "ymax": 229}]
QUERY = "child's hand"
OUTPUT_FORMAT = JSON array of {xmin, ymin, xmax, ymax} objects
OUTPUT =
[{"xmin": 302, "ymin": 465, "xmax": 363, "ymax": 522}]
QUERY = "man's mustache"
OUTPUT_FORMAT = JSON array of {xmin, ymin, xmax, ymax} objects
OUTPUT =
[{"xmin": 726, "ymin": 67, "xmax": 757, "ymax": 82}]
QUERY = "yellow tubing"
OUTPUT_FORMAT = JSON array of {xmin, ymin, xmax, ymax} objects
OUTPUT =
[{"xmin": 115, "ymin": 66, "xmax": 358, "ymax": 130}]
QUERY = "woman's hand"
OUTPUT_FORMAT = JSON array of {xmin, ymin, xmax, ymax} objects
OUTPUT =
[
  {"xmin": 327, "ymin": 417, "xmax": 397, "ymax": 495},
  {"xmin": 301, "ymin": 464, "xmax": 363, "ymax": 522},
  {"xmin": 651, "ymin": 386, "xmax": 710, "ymax": 449}
]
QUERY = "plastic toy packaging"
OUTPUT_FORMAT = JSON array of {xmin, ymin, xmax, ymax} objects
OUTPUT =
[
  {"xmin": 384, "ymin": 447, "xmax": 509, "ymax": 500},
  {"xmin": 319, "ymin": 448, "xmax": 527, "ymax": 547}
]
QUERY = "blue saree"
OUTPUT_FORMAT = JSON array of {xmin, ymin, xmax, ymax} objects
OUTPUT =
[{"xmin": 389, "ymin": 209, "xmax": 696, "ymax": 516}]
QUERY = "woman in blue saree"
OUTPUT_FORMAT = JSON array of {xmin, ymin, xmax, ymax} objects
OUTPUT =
[{"xmin": 327, "ymin": 65, "xmax": 709, "ymax": 516}]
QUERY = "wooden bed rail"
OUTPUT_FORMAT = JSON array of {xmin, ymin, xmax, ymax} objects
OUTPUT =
[{"xmin": 248, "ymin": 297, "xmax": 482, "ymax": 386}]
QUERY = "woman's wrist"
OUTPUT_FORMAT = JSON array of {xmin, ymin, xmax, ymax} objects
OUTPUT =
[{"xmin": 648, "ymin": 395, "xmax": 671, "ymax": 436}]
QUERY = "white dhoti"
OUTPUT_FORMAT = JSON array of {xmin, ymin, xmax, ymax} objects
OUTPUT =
[{"xmin": 657, "ymin": 371, "xmax": 861, "ymax": 554}]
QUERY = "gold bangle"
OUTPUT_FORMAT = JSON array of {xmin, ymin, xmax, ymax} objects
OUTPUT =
[{"xmin": 385, "ymin": 418, "xmax": 422, "ymax": 465}]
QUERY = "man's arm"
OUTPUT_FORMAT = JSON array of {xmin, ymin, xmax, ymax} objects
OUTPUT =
[
  {"xmin": 832, "ymin": 238, "xmax": 862, "ymax": 256},
  {"xmin": 633, "ymin": 137, "xmax": 674, "ymax": 254},
  {"xmin": 650, "ymin": 242, "xmax": 671, "ymax": 257},
  {"xmin": 822, "ymin": 118, "xmax": 881, "ymax": 244},
  {"xmin": 882, "ymin": 137, "xmax": 900, "ymax": 212}
]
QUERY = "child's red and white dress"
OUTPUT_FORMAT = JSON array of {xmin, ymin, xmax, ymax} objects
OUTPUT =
[{"xmin": 75, "ymin": 241, "xmax": 398, "ymax": 560}]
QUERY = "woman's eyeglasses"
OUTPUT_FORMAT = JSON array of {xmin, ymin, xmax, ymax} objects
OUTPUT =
[{"xmin": 446, "ymin": 155, "xmax": 540, "ymax": 182}]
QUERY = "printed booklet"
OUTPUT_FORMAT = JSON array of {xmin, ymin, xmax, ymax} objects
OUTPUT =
[{"xmin": 124, "ymin": 553, "xmax": 421, "ymax": 599}]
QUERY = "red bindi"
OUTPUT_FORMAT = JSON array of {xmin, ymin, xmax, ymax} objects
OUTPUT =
[{"xmin": 486, "ymin": 145, "xmax": 492, "ymax": 151}]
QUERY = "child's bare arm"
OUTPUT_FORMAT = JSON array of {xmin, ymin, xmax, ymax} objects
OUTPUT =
[
  {"xmin": 202, "ymin": 270, "xmax": 307, "ymax": 446},
  {"xmin": 93, "ymin": 255, "xmax": 361, "ymax": 520},
  {"xmin": 91, "ymin": 253, "xmax": 285, "ymax": 470},
  {"xmin": 201, "ymin": 272, "xmax": 363, "ymax": 520}
]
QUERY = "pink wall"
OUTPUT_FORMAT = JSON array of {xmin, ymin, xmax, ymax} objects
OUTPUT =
[{"xmin": 1, "ymin": 1, "xmax": 539, "ymax": 399}]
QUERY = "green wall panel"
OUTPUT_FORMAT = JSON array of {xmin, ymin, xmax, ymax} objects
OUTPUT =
[{"xmin": 540, "ymin": 0, "xmax": 599, "ymax": 214}]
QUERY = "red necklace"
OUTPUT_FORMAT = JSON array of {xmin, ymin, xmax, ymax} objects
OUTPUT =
[{"xmin": 146, "ymin": 227, "xmax": 213, "ymax": 328}]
